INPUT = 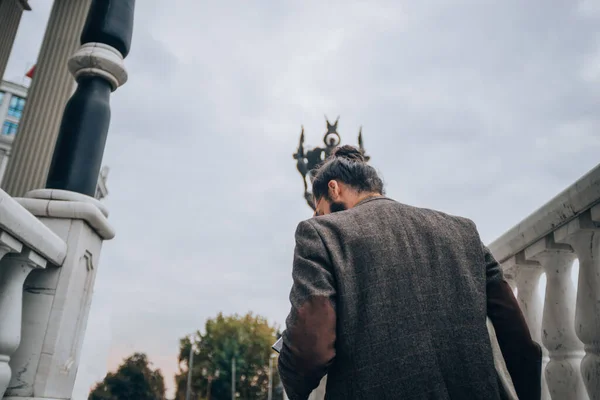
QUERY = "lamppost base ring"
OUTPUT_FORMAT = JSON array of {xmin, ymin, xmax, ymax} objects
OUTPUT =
[{"xmin": 68, "ymin": 42, "xmax": 127, "ymax": 91}]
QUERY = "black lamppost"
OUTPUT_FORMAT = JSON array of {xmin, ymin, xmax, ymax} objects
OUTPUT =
[
  {"xmin": 293, "ymin": 117, "xmax": 370, "ymax": 210},
  {"xmin": 45, "ymin": 0, "xmax": 135, "ymax": 197}
]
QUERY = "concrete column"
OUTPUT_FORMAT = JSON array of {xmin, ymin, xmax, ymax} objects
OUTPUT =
[
  {"xmin": 0, "ymin": 0, "xmax": 29, "ymax": 81},
  {"xmin": 2, "ymin": 0, "xmax": 90, "ymax": 197}
]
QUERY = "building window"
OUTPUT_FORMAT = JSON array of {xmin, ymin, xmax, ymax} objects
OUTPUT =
[
  {"xmin": 2, "ymin": 121, "xmax": 18, "ymax": 135},
  {"xmin": 0, "ymin": 92, "xmax": 4, "ymax": 105},
  {"xmin": 7, "ymin": 96, "xmax": 25, "ymax": 119}
]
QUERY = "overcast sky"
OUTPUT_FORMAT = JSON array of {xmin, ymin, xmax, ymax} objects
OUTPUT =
[{"xmin": 5, "ymin": 0, "xmax": 600, "ymax": 398}]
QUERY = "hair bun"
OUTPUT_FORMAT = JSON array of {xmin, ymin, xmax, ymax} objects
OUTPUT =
[{"xmin": 332, "ymin": 145, "xmax": 365, "ymax": 162}]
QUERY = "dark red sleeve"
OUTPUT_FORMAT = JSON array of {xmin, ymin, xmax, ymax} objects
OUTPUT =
[{"xmin": 278, "ymin": 220, "xmax": 337, "ymax": 400}]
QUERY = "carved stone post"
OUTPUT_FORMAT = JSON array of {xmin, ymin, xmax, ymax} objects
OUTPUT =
[
  {"xmin": 525, "ymin": 236, "xmax": 586, "ymax": 399},
  {"xmin": 504, "ymin": 254, "xmax": 549, "ymax": 399},
  {"xmin": 5, "ymin": 190, "xmax": 114, "ymax": 399},
  {"xmin": 554, "ymin": 207, "xmax": 600, "ymax": 400},
  {"xmin": 0, "ymin": 188, "xmax": 66, "ymax": 398},
  {"xmin": 0, "ymin": 250, "xmax": 47, "ymax": 396},
  {"xmin": 0, "ymin": 233, "xmax": 26, "ymax": 396}
]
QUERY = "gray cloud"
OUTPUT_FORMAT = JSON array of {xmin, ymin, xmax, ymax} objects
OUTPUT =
[{"xmin": 5, "ymin": 1, "xmax": 600, "ymax": 398}]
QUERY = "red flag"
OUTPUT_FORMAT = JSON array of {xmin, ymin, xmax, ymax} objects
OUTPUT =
[{"xmin": 25, "ymin": 65, "xmax": 35, "ymax": 79}]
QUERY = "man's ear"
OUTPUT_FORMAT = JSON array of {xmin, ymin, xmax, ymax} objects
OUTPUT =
[{"xmin": 328, "ymin": 180, "xmax": 341, "ymax": 201}]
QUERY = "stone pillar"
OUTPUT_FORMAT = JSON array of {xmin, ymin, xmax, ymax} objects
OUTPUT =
[
  {"xmin": 4, "ymin": 189, "xmax": 114, "ymax": 399},
  {"xmin": 526, "ymin": 237, "xmax": 586, "ymax": 400},
  {"xmin": 1, "ymin": 0, "xmax": 90, "ymax": 197},
  {"xmin": 0, "ymin": 0, "xmax": 29, "ymax": 81}
]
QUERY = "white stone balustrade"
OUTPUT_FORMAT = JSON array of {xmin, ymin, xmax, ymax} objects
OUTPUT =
[
  {"xmin": 3, "ymin": 189, "xmax": 114, "ymax": 400},
  {"xmin": 489, "ymin": 163, "xmax": 600, "ymax": 400},
  {"xmin": 0, "ymin": 187, "xmax": 113, "ymax": 400},
  {"xmin": 0, "ymin": 189, "xmax": 66, "ymax": 398}
]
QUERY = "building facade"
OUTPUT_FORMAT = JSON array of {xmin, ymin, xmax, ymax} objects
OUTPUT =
[
  {"xmin": 0, "ymin": 79, "xmax": 108, "ymax": 199},
  {"xmin": 0, "ymin": 79, "xmax": 26, "ymax": 183}
]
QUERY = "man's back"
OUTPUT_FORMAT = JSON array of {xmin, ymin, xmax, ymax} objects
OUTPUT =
[
  {"xmin": 279, "ymin": 146, "xmax": 541, "ymax": 400},
  {"xmin": 308, "ymin": 196, "xmax": 500, "ymax": 399}
]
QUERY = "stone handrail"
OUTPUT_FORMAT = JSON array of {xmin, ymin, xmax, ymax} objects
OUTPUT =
[
  {"xmin": 0, "ymin": 189, "xmax": 67, "ymax": 265},
  {"xmin": 0, "ymin": 189, "xmax": 67, "ymax": 397},
  {"xmin": 488, "ymin": 163, "xmax": 600, "ymax": 400},
  {"xmin": 489, "ymin": 163, "xmax": 600, "ymax": 264}
]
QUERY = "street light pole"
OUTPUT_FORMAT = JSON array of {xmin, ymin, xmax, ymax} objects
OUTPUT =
[
  {"xmin": 231, "ymin": 357, "xmax": 236, "ymax": 400},
  {"xmin": 45, "ymin": 0, "xmax": 135, "ymax": 196},
  {"xmin": 185, "ymin": 339, "xmax": 195, "ymax": 400},
  {"xmin": 268, "ymin": 354, "xmax": 276, "ymax": 400}
]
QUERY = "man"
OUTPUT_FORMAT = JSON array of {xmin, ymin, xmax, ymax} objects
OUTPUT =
[{"xmin": 278, "ymin": 145, "xmax": 542, "ymax": 400}]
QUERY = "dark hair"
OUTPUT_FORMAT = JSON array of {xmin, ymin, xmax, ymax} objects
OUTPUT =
[{"xmin": 311, "ymin": 145, "xmax": 384, "ymax": 200}]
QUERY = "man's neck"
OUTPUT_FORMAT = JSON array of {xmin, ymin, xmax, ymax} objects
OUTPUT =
[{"xmin": 351, "ymin": 192, "xmax": 382, "ymax": 208}]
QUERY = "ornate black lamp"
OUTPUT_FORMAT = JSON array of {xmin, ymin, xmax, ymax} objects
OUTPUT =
[
  {"xmin": 45, "ymin": 0, "xmax": 135, "ymax": 196},
  {"xmin": 293, "ymin": 117, "xmax": 369, "ymax": 210}
]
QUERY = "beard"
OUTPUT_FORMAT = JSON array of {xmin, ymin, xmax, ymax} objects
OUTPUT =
[{"xmin": 330, "ymin": 201, "xmax": 347, "ymax": 213}]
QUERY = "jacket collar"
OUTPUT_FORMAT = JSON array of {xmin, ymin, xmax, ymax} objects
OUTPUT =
[{"xmin": 354, "ymin": 195, "xmax": 389, "ymax": 208}]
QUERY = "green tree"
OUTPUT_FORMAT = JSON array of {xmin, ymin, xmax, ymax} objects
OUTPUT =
[
  {"xmin": 88, "ymin": 352, "xmax": 166, "ymax": 400},
  {"xmin": 175, "ymin": 312, "xmax": 282, "ymax": 400}
]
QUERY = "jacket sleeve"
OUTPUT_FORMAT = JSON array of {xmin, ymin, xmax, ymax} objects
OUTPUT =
[
  {"xmin": 278, "ymin": 219, "xmax": 337, "ymax": 400},
  {"xmin": 484, "ymin": 244, "xmax": 543, "ymax": 400}
]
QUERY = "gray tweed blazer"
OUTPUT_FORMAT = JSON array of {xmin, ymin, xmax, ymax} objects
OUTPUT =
[{"xmin": 278, "ymin": 197, "xmax": 541, "ymax": 400}]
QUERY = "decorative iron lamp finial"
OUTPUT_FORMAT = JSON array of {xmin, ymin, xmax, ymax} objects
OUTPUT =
[
  {"xmin": 358, "ymin": 126, "xmax": 370, "ymax": 162},
  {"xmin": 293, "ymin": 117, "xmax": 370, "ymax": 210}
]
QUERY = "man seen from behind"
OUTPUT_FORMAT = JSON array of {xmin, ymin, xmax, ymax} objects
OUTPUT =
[{"xmin": 278, "ymin": 145, "xmax": 542, "ymax": 400}]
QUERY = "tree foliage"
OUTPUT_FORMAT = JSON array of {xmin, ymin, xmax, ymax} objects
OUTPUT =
[
  {"xmin": 88, "ymin": 352, "xmax": 166, "ymax": 400},
  {"xmin": 175, "ymin": 312, "xmax": 282, "ymax": 400}
]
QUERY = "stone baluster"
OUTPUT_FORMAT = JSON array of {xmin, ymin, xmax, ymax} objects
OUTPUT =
[
  {"xmin": 0, "ymin": 233, "xmax": 46, "ymax": 397},
  {"xmin": 554, "ymin": 207, "xmax": 600, "ymax": 400},
  {"xmin": 507, "ymin": 254, "xmax": 545, "ymax": 341},
  {"xmin": 525, "ymin": 236, "xmax": 586, "ymax": 399},
  {"xmin": 504, "ymin": 254, "xmax": 549, "ymax": 399}
]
